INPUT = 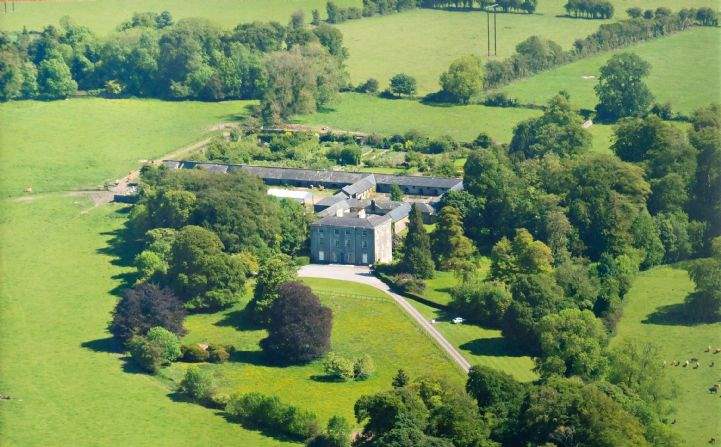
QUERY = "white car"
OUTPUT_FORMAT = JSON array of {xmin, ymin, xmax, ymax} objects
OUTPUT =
[{"xmin": 452, "ymin": 317, "xmax": 465, "ymax": 324}]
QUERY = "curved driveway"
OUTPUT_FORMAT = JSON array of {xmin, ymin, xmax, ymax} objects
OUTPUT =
[{"xmin": 298, "ymin": 264, "xmax": 471, "ymax": 373}]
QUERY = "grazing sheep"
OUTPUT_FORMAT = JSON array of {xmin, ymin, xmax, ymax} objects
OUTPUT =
[
  {"xmin": 684, "ymin": 360, "xmax": 690, "ymax": 367},
  {"xmin": 710, "ymin": 384, "xmax": 720, "ymax": 393},
  {"xmin": 673, "ymin": 360, "xmax": 680, "ymax": 366},
  {"xmin": 691, "ymin": 357, "xmax": 699, "ymax": 362},
  {"xmin": 710, "ymin": 437, "xmax": 716, "ymax": 445},
  {"xmin": 714, "ymin": 348, "xmax": 721, "ymax": 354},
  {"xmin": 706, "ymin": 345, "xmax": 712, "ymax": 352},
  {"xmin": 694, "ymin": 363, "xmax": 700, "ymax": 369},
  {"xmin": 663, "ymin": 360, "xmax": 667, "ymax": 367},
  {"xmin": 711, "ymin": 362, "xmax": 715, "ymax": 368}
]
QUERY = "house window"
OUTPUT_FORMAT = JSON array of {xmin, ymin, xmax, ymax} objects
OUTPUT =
[
  {"xmin": 362, "ymin": 253, "xmax": 368, "ymax": 264},
  {"xmin": 345, "ymin": 240, "xmax": 350, "ymax": 247},
  {"xmin": 334, "ymin": 229, "xmax": 339, "ymax": 235},
  {"xmin": 347, "ymin": 253, "xmax": 353, "ymax": 263},
  {"xmin": 319, "ymin": 230, "xmax": 324, "ymax": 239},
  {"xmin": 335, "ymin": 240, "xmax": 339, "ymax": 247},
  {"xmin": 345, "ymin": 229, "xmax": 351, "ymax": 235},
  {"xmin": 361, "ymin": 241, "xmax": 367, "ymax": 248},
  {"xmin": 318, "ymin": 250, "xmax": 324, "ymax": 261}
]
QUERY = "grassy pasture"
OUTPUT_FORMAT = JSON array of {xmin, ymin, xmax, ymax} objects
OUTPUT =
[
  {"xmin": 503, "ymin": 27, "xmax": 721, "ymax": 114},
  {"xmin": 178, "ymin": 277, "xmax": 465, "ymax": 425},
  {"xmin": 0, "ymin": 197, "xmax": 291, "ymax": 447},
  {"xmin": 0, "ymin": 98, "xmax": 253, "ymax": 198},
  {"xmin": 0, "ymin": 0, "xmax": 361, "ymax": 34},
  {"xmin": 296, "ymin": 92, "xmax": 541, "ymax": 142},
  {"xmin": 613, "ymin": 265, "xmax": 721, "ymax": 446}
]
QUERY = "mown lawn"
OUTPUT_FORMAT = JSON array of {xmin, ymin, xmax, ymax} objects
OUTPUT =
[
  {"xmin": 613, "ymin": 265, "xmax": 721, "ymax": 446},
  {"xmin": 295, "ymin": 92, "xmax": 541, "ymax": 142},
  {"xmin": 0, "ymin": 98, "xmax": 253, "ymax": 198},
  {"xmin": 178, "ymin": 277, "xmax": 465, "ymax": 426},
  {"xmin": 502, "ymin": 27, "xmax": 721, "ymax": 114},
  {"xmin": 0, "ymin": 0, "xmax": 361, "ymax": 34}
]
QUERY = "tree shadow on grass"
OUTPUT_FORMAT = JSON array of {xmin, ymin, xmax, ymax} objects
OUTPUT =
[
  {"xmin": 309, "ymin": 374, "xmax": 346, "ymax": 383},
  {"xmin": 643, "ymin": 303, "xmax": 700, "ymax": 326},
  {"xmin": 459, "ymin": 337, "xmax": 528, "ymax": 357},
  {"xmin": 215, "ymin": 306, "xmax": 265, "ymax": 332},
  {"xmin": 230, "ymin": 349, "xmax": 276, "ymax": 367},
  {"xmin": 97, "ymin": 224, "xmax": 143, "ymax": 296},
  {"xmin": 216, "ymin": 412, "xmax": 303, "ymax": 444},
  {"xmin": 81, "ymin": 336, "xmax": 122, "ymax": 354}
]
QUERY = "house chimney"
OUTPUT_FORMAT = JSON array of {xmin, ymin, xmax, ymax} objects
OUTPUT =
[
  {"xmin": 335, "ymin": 207, "xmax": 345, "ymax": 217},
  {"xmin": 358, "ymin": 209, "xmax": 366, "ymax": 218}
]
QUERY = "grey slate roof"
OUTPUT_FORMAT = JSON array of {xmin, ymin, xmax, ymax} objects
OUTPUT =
[
  {"xmin": 386, "ymin": 202, "xmax": 412, "ymax": 222},
  {"xmin": 162, "ymin": 161, "xmax": 462, "ymax": 190},
  {"xmin": 311, "ymin": 213, "xmax": 391, "ymax": 229},
  {"xmin": 315, "ymin": 200, "xmax": 350, "ymax": 218},
  {"xmin": 342, "ymin": 174, "xmax": 376, "ymax": 197},
  {"xmin": 315, "ymin": 192, "xmax": 349, "ymax": 208}
]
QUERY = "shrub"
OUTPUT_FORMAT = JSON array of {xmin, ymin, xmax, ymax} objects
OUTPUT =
[
  {"xmin": 181, "ymin": 344, "xmax": 210, "ymax": 362},
  {"xmin": 127, "ymin": 336, "xmax": 164, "ymax": 374},
  {"xmin": 226, "ymin": 392, "xmax": 320, "ymax": 441},
  {"xmin": 260, "ymin": 282, "xmax": 333, "ymax": 364},
  {"xmin": 306, "ymin": 415, "xmax": 352, "ymax": 447},
  {"xmin": 356, "ymin": 78, "xmax": 379, "ymax": 93},
  {"xmin": 323, "ymin": 353, "xmax": 355, "ymax": 381},
  {"xmin": 473, "ymin": 132, "xmax": 493, "ymax": 148},
  {"xmin": 389, "ymin": 73, "xmax": 417, "ymax": 97},
  {"xmin": 483, "ymin": 92, "xmax": 518, "ymax": 107},
  {"xmin": 389, "ymin": 273, "xmax": 426, "ymax": 295},
  {"xmin": 146, "ymin": 326, "xmax": 182, "ymax": 364},
  {"xmin": 208, "ymin": 347, "xmax": 230, "ymax": 363},
  {"xmin": 179, "ymin": 366, "xmax": 215, "ymax": 403},
  {"xmin": 353, "ymin": 354, "xmax": 375, "ymax": 380}
]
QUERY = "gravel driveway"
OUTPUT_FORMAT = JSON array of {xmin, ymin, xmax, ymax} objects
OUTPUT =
[{"xmin": 298, "ymin": 264, "xmax": 471, "ymax": 372}]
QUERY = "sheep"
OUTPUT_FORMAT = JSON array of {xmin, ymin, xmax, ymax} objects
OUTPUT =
[
  {"xmin": 710, "ymin": 437, "xmax": 716, "ymax": 445},
  {"xmin": 663, "ymin": 360, "xmax": 667, "ymax": 367},
  {"xmin": 714, "ymin": 348, "xmax": 721, "ymax": 354},
  {"xmin": 683, "ymin": 360, "xmax": 690, "ymax": 367},
  {"xmin": 710, "ymin": 384, "xmax": 720, "ymax": 393},
  {"xmin": 673, "ymin": 360, "xmax": 680, "ymax": 366},
  {"xmin": 693, "ymin": 363, "xmax": 700, "ymax": 369},
  {"xmin": 711, "ymin": 361, "xmax": 715, "ymax": 368},
  {"xmin": 706, "ymin": 345, "xmax": 712, "ymax": 352}
]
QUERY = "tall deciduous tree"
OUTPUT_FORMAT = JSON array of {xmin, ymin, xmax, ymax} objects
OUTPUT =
[
  {"xmin": 260, "ymin": 282, "xmax": 332, "ymax": 364},
  {"xmin": 401, "ymin": 205, "xmax": 434, "ymax": 278},
  {"xmin": 109, "ymin": 282, "xmax": 186, "ymax": 343},
  {"xmin": 248, "ymin": 253, "xmax": 297, "ymax": 324},
  {"xmin": 490, "ymin": 228, "xmax": 553, "ymax": 282},
  {"xmin": 439, "ymin": 55, "xmax": 484, "ymax": 104},
  {"xmin": 595, "ymin": 53, "xmax": 653, "ymax": 121}
]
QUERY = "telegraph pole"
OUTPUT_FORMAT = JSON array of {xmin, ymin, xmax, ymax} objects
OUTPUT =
[
  {"xmin": 486, "ymin": 4, "xmax": 498, "ymax": 57},
  {"xmin": 493, "ymin": 5, "xmax": 498, "ymax": 55},
  {"xmin": 486, "ymin": 10, "xmax": 490, "ymax": 56}
]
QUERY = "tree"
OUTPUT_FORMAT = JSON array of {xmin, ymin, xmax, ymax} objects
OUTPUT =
[
  {"xmin": 392, "ymin": 369, "xmax": 410, "ymax": 388},
  {"xmin": 260, "ymin": 282, "xmax": 332, "ymax": 364},
  {"xmin": 626, "ymin": 7, "xmax": 642, "ymax": 18},
  {"xmin": 595, "ymin": 53, "xmax": 653, "ymax": 121},
  {"xmin": 439, "ymin": 55, "xmax": 484, "ymax": 104},
  {"xmin": 313, "ymin": 23, "xmax": 348, "ymax": 60},
  {"xmin": 354, "ymin": 389, "xmax": 429, "ymax": 439},
  {"xmin": 465, "ymin": 365, "xmax": 525, "ymax": 443},
  {"xmin": 354, "ymin": 354, "xmax": 375, "ymax": 380},
  {"xmin": 145, "ymin": 326, "xmax": 182, "ymax": 364},
  {"xmin": 536, "ymin": 308, "xmax": 608, "ymax": 380},
  {"xmin": 489, "ymin": 228, "xmax": 553, "ymax": 282},
  {"xmin": 390, "ymin": 184, "xmax": 404, "ymax": 201},
  {"xmin": 401, "ymin": 205, "xmax": 435, "ymax": 278},
  {"xmin": 179, "ymin": 366, "xmax": 215, "ymax": 403},
  {"xmin": 166, "ymin": 225, "xmax": 249, "ymax": 310},
  {"xmin": 450, "ymin": 280, "xmax": 511, "ymax": 327},
  {"xmin": 684, "ymin": 248, "xmax": 721, "ymax": 322},
  {"xmin": 248, "ymin": 253, "xmax": 297, "ymax": 323},
  {"xmin": 261, "ymin": 43, "xmax": 345, "ymax": 124},
  {"xmin": 510, "ymin": 93, "xmax": 591, "ymax": 159},
  {"xmin": 109, "ymin": 283, "xmax": 186, "ymax": 343},
  {"xmin": 323, "ymin": 352, "xmax": 355, "ymax": 381},
  {"xmin": 630, "ymin": 210, "xmax": 665, "ymax": 269},
  {"xmin": 431, "ymin": 206, "xmax": 476, "ymax": 270},
  {"xmin": 307, "ymin": 416, "xmax": 352, "ymax": 447},
  {"xmin": 389, "ymin": 73, "xmax": 417, "ymax": 97},
  {"xmin": 502, "ymin": 273, "xmax": 568, "ymax": 354},
  {"xmin": 689, "ymin": 106, "xmax": 721, "ymax": 242},
  {"xmin": 519, "ymin": 377, "xmax": 650, "ymax": 446},
  {"xmin": 37, "ymin": 55, "xmax": 77, "ymax": 99}
]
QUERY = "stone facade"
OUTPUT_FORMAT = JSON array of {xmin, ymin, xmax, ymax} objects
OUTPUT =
[{"xmin": 310, "ymin": 214, "xmax": 392, "ymax": 265}]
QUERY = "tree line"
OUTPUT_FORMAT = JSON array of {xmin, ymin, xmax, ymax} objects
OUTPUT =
[
  {"xmin": 0, "ymin": 10, "xmax": 348, "ymax": 122},
  {"xmin": 483, "ymin": 8, "xmax": 716, "ymax": 90},
  {"xmin": 325, "ymin": 0, "xmax": 418, "ymax": 24},
  {"xmin": 420, "ymin": 0, "xmax": 538, "ymax": 14},
  {"xmin": 563, "ymin": 0, "xmax": 614, "ymax": 19}
]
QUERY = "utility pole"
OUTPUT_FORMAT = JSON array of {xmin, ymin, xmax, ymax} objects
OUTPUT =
[
  {"xmin": 493, "ymin": 6, "xmax": 498, "ymax": 55},
  {"xmin": 486, "ymin": 10, "xmax": 490, "ymax": 56}
]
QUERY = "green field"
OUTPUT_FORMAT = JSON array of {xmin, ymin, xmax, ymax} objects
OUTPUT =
[
  {"xmin": 503, "ymin": 27, "xmax": 721, "ymax": 114},
  {"xmin": 296, "ymin": 92, "xmax": 541, "ymax": 142},
  {"xmin": 0, "ymin": 0, "xmax": 361, "ymax": 34},
  {"xmin": 0, "ymin": 96, "xmax": 463, "ymax": 445},
  {"xmin": 178, "ymin": 278, "xmax": 464, "ymax": 425},
  {"xmin": 613, "ymin": 265, "xmax": 721, "ymax": 446},
  {"xmin": 0, "ymin": 98, "xmax": 253, "ymax": 198}
]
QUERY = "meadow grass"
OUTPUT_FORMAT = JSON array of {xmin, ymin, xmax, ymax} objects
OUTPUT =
[
  {"xmin": 0, "ymin": 98, "xmax": 253, "ymax": 198},
  {"xmin": 613, "ymin": 265, "xmax": 721, "ymax": 446},
  {"xmin": 178, "ymin": 277, "xmax": 465, "ymax": 426},
  {"xmin": 502, "ymin": 27, "xmax": 721, "ymax": 114},
  {"xmin": 295, "ymin": 92, "xmax": 541, "ymax": 142},
  {"xmin": 0, "ymin": 197, "xmax": 291, "ymax": 446},
  {"xmin": 0, "ymin": 0, "xmax": 361, "ymax": 34}
]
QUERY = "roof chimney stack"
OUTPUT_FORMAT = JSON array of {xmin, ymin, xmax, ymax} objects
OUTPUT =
[{"xmin": 358, "ymin": 209, "xmax": 366, "ymax": 219}]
